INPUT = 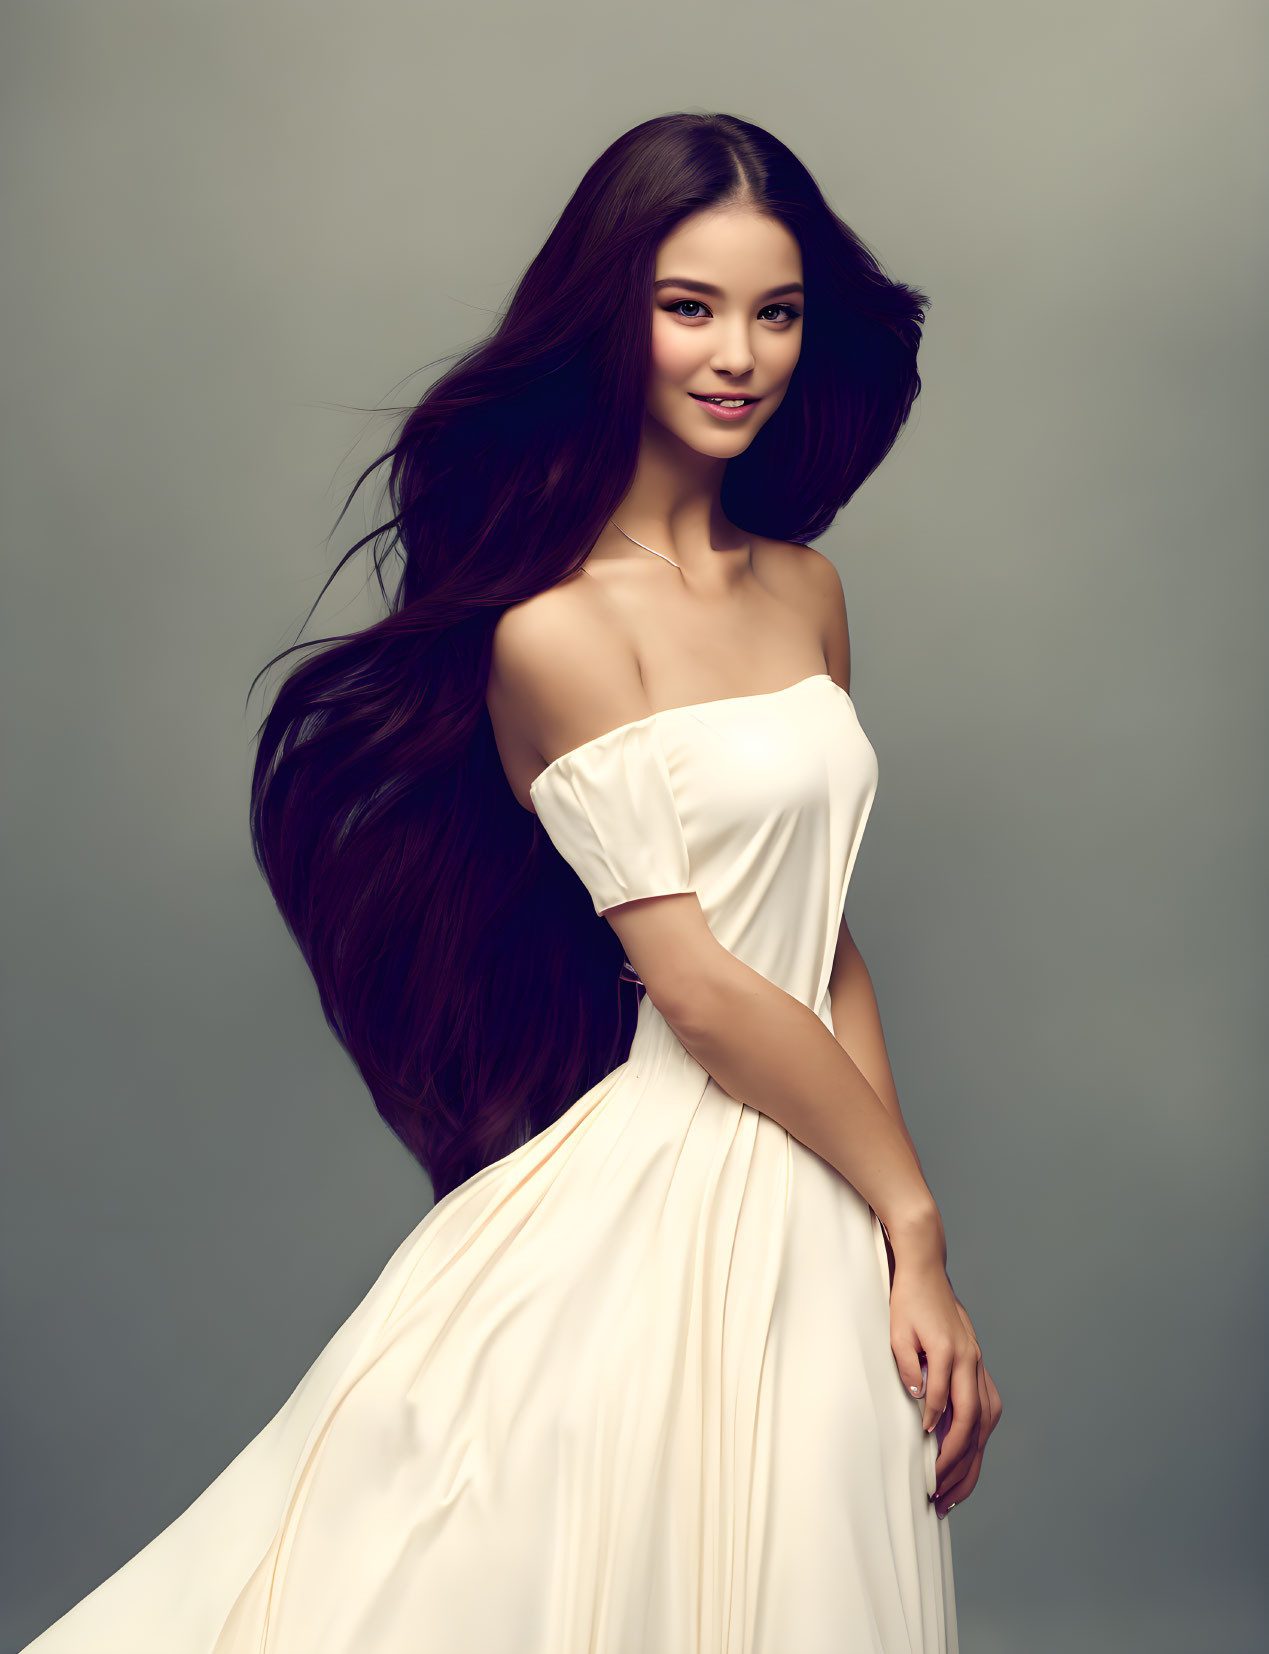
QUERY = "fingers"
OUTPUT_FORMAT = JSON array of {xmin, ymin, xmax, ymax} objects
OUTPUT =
[
  {"xmin": 919, "ymin": 1309, "xmax": 1003, "ymax": 1518},
  {"xmin": 933, "ymin": 1450, "xmax": 982, "ymax": 1518},
  {"xmin": 941, "ymin": 1355, "xmax": 981, "ymax": 1468},
  {"xmin": 921, "ymin": 1341, "xmax": 952, "ymax": 1434},
  {"xmin": 900, "ymin": 1351, "xmax": 927, "ymax": 1401},
  {"xmin": 981, "ymin": 1363, "xmax": 1004, "ymax": 1438},
  {"xmin": 931, "ymin": 1351, "xmax": 986, "ymax": 1514}
]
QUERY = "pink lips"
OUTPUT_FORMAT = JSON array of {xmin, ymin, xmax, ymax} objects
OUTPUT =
[{"xmin": 689, "ymin": 392, "xmax": 760, "ymax": 422}]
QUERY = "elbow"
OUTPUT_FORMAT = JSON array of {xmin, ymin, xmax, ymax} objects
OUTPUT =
[{"xmin": 646, "ymin": 951, "xmax": 735, "ymax": 1042}]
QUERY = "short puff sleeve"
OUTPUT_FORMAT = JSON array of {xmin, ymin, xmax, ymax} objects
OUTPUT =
[{"xmin": 529, "ymin": 717, "xmax": 694, "ymax": 916}]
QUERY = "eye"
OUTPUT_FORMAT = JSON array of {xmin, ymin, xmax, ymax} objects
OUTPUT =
[{"xmin": 661, "ymin": 300, "xmax": 801, "ymax": 324}]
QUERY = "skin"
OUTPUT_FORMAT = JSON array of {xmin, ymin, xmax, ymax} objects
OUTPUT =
[
  {"xmin": 489, "ymin": 201, "xmax": 1002, "ymax": 1518},
  {"xmin": 620, "ymin": 201, "xmax": 806, "ymax": 583}
]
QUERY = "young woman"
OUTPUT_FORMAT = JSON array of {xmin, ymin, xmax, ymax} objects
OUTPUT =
[{"xmin": 24, "ymin": 111, "xmax": 1000, "ymax": 1653}]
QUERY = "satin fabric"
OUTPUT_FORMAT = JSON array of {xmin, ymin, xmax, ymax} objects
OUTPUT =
[{"xmin": 24, "ymin": 671, "xmax": 957, "ymax": 1653}]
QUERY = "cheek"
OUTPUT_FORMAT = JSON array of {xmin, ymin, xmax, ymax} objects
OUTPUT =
[
  {"xmin": 650, "ymin": 321, "xmax": 701, "ymax": 385},
  {"xmin": 764, "ymin": 332, "xmax": 801, "ymax": 382}
]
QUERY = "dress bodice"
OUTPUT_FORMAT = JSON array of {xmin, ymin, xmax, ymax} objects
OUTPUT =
[{"xmin": 529, "ymin": 673, "xmax": 879, "ymax": 1016}]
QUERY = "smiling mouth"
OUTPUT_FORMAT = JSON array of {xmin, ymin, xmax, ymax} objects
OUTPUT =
[{"xmin": 689, "ymin": 393, "xmax": 760, "ymax": 406}]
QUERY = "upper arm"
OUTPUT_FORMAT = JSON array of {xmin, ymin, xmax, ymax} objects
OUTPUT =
[
  {"xmin": 601, "ymin": 890, "xmax": 732, "ymax": 1032},
  {"xmin": 493, "ymin": 591, "xmax": 731, "ymax": 1022},
  {"xmin": 488, "ymin": 583, "xmax": 648, "ymax": 769},
  {"xmin": 795, "ymin": 544, "xmax": 858, "ymax": 971},
  {"xmin": 827, "ymin": 905, "xmax": 860, "ymax": 992},
  {"xmin": 793, "ymin": 543, "xmax": 852, "ymax": 695}
]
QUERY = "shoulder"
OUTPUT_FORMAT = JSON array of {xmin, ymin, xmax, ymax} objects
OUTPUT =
[
  {"xmin": 488, "ymin": 574, "xmax": 645, "ymax": 771},
  {"xmin": 753, "ymin": 536, "xmax": 852, "ymax": 690}
]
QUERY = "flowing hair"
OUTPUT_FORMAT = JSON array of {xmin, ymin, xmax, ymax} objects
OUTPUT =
[{"xmin": 246, "ymin": 111, "xmax": 931, "ymax": 1204}]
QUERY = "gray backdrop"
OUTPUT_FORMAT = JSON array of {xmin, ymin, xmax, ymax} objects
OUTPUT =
[{"xmin": 3, "ymin": 2, "xmax": 1266, "ymax": 1650}]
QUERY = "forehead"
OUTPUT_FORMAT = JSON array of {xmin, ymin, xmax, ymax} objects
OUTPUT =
[{"xmin": 654, "ymin": 209, "xmax": 802, "ymax": 292}]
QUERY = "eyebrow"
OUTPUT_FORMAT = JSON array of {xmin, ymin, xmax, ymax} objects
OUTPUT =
[{"xmin": 654, "ymin": 277, "xmax": 804, "ymax": 301}]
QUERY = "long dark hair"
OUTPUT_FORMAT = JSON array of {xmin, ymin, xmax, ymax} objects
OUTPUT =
[{"xmin": 246, "ymin": 112, "xmax": 930, "ymax": 1204}]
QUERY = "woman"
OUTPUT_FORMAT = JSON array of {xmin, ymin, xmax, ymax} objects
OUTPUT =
[{"xmin": 24, "ymin": 111, "xmax": 1000, "ymax": 1652}]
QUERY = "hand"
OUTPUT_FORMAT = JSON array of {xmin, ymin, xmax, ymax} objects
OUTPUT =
[
  {"xmin": 886, "ymin": 1256, "xmax": 987, "ymax": 1519},
  {"xmin": 930, "ymin": 1294, "xmax": 1003, "ymax": 1518}
]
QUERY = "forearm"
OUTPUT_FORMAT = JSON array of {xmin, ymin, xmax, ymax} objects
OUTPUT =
[
  {"xmin": 828, "ymin": 936, "xmax": 967, "ymax": 1295},
  {"xmin": 664, "ymin": 954, "xmax": 944, "ymax": 1262},
  {"xmin": 827, "ymin": 937, "xmax": 924, "ymax": 1176}
]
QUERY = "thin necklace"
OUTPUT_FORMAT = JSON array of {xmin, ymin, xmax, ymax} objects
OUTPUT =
[{"xmin": 609, "ymin": 519, "xmax": 682, "ymax": 569}]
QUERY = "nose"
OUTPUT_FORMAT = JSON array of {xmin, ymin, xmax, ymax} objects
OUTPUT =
[{"xmin": 709, "ymin": 316, "xmax": 756, "ymax": 378}]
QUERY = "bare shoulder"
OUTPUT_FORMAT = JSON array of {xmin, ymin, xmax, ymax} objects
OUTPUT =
[
  {"xmin": 488, "ymin": 574, "xmax": 646, "ymax": 781},
  {"xmin": 753, "ymin": 536, "xmax": 852, "ymax": 691}
]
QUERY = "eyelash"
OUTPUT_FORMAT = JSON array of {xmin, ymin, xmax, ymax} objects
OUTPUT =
[{"xmin": 662, "ymin": 300, "xmax": 802, "ymax": 324}]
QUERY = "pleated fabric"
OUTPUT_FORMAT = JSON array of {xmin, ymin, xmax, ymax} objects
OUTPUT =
[{"xmin": 23, "ymin": 672, "xmax": 957, "ymax": 1654}]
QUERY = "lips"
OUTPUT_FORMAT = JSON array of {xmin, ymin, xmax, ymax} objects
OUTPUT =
[{"xmin": 689, "ymin": 392, "xmax": 760, "ymax": 404}]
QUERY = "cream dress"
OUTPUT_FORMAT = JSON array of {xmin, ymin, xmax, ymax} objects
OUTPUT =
[{"xmin": 23, "ymin": 671, "xmax": 957, "ymax": 1653}]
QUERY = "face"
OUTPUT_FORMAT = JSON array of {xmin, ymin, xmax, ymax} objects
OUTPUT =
[{"xmin": 646, "ymin": 206, "xmax": 804, "ymax": 456}]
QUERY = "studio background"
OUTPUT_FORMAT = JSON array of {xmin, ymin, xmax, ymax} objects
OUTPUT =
[{"xmin": 3, "ymin": 2, "xmax": 1265, "ymax": 1650}]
